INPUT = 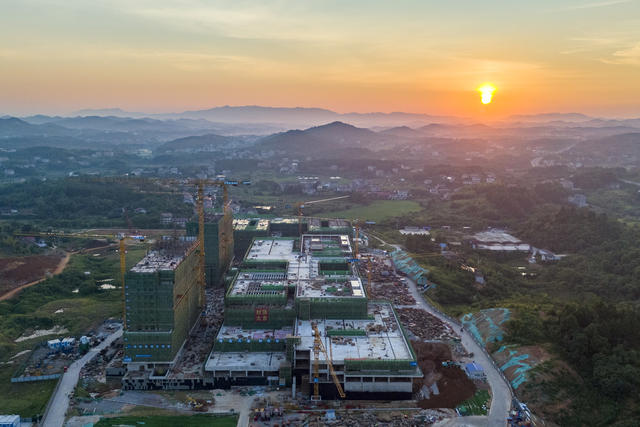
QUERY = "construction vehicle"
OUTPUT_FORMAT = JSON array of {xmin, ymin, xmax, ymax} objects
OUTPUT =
[
  {"xmin": 311, "ymin": 322, "xmax": 346, "ymax": 400},
  {"xmin": 186, "ymin": 395, "xmax": 204, "ymax": 410}
]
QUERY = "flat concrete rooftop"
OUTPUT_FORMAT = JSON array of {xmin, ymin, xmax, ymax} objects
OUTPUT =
[
  {"xmin": 295, "ymin": 302, "xmax": 412, "ymax": 363},
  {"xmin": 301, "ymin": 234, "xmax": 352, "ymax": 257},
  {"xmin": 473, "ymin": 229, "xmax": 522, "ymax": 243},
  {"xmin": 246, "ymin": 238, "xmax": 295, "ymax": 260},
  {"xmin": 228, "ymin": 274, "xmax": 287, "ymax": 297},
  {"xmin": 237, "ymin": 237, "xmax": 364, "ymax": 300},
  {"xmin": 205, "ymin": 351, "xmax": 286, "ymax": 372},
  {"xmin": 216, "ymin": 325, "xmax": 293, "ymax": 341},
  {"xmin": 296, "ymin": 278, "xmax": 364, "ymax": 298},
  {"xmin": 233, "ymin": 218, "xmax": 269, "ymax": 231},
  {"xmin": 130, "ymin": 250, "xmax": 185, "ymax": 273}
]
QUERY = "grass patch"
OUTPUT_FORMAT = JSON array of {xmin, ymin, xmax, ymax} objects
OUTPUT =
[
  {"xmin": 0, "ymin": 248, "xmax": 146, "ymax": 417},
  {"xmin": 95, "ymin": 414, "xmax": 239, "ymax": 427},
  {"xmin": 320, "ymin": 200, "xmax": 422, "ymax": 223},
  {"xmin": 457, "ymin": 390, "xmax": 490, "ymax": 416},
  {"xmin": 0, "ymin": 360, "xmax": 58, "ymax": 418}
]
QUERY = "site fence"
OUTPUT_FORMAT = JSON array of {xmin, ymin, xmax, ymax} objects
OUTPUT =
[{"xmin": 11, "ymin": 373, "xmax": 62, "ymax": 383}]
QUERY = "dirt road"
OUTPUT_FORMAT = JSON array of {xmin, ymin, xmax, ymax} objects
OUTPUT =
[{"xmin": 0, "ymin": 251, "xmax": 70, "ymax": 301}]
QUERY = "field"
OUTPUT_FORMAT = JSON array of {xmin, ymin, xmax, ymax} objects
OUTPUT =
[
  {"xmin": 95, "ymin": 415, "xmax": 239, "ymax": 427},
  {"xmin": 0, "ymin": 253, "xmax": 65, "ymax": 297},
  {"xmin": 0, "ymin": 361, "xmax": 57, "ymax": 418},
  {"xmin": 456, "ymin": 390, "xmax": 490, "ymax": 416},
  {"xmin": 0, "ymin": 246, "xmax": 146, "ymax": 417},
  {"xmin": 320, "ymin": 200, "xmax": 422, "ymax": 223}
]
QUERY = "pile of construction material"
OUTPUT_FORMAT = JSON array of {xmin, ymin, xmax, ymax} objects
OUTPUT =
[
  {"xmin": 296, "ymin": 409, "xmax": 450, "ymax": 426},
  {"xmin": 370, "ymin": 281, "xmax": 416, "ymax": 306},
  {"xmin": 397, "ymin": 308, "xmax": 457, "ymax": 341},
  {"xmin": 169, "ymin": 287, "xmax": 226, "ymax": 378}
]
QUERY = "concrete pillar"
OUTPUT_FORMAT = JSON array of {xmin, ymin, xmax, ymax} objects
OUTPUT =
[{"xmin": 292, "ymin": 376, "xmax": 296, "ymax": 398}]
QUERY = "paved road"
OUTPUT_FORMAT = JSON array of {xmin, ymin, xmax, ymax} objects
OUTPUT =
[
  {"xmin": 370, "ymin": 235, "xmax": 511, "ymax": 427},
  {"xmin": 42, "ymin": 326, "xmax": 123, "ymax": 427}
]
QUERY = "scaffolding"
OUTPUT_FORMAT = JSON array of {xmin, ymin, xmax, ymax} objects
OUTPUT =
[
  {"xmin": 123, "ymin": 244, "xmax": 200, "ymax": 363},
  {"xmin": 224, "ymin": 306, "xmax": 296, "ymax": 329},
  {"xmin": 295, "ymin": 297, "xmax": 368, "ymax": 320},
  {"xmin": 186, "ymin": 212, "xmax": 234, "ymax": 287}
]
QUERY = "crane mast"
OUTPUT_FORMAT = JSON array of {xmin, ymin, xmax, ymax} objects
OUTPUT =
[
  {"xmin": 312, "ymin": 322, "xmax": 346, "ymax": 400},
  {"xmin": 197, "ymin": 181, "xmax": 206, "ymax": 308}
]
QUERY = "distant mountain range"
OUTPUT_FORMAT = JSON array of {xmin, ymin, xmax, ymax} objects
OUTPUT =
[
  {"xmin": 507, "ymin": 112, "xmax": 593, "ymax": 122},
  {"xmin": 6, "ymin": 106, "xmax": 637, "ymax": 134},
  {"xmin": 67, "ymin": 105, "xmax": 462, "ymax": 128}
]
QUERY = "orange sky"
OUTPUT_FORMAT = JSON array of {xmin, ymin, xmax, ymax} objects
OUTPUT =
[{"xmin": 2, "ymin": 0, "xmax": 640, "ymax": 118}]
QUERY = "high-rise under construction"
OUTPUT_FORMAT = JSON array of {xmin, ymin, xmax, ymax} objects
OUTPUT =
[
  {"xmin": 186, "ymin": 211, "xmax": 234, "ymax": 287},
  {"xmin": 123, "ymin": 240, "xmax": 201, "ymax": 369}
]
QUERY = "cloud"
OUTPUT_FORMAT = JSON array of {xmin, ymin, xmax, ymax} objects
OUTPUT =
[
  {"xmin": 563, "ymin": 0, "xmax": 633, "ymax": 10},
  {"xmin": 605, "ymin": 42, "xmax": 640, "ymax": 64},
  {"xmin": 128, "ymin": 3, "xmax": 342, "ymax": 43}
]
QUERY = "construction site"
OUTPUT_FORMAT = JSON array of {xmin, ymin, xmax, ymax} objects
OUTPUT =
[
  {"xmin": 29, "ymin": 179, "xmax": 502, "ymax": 427},
  {"xmin": 205, "ymin": 234, "xmax": 422, "ymax": 400},
  {"xmin": 113, "ymin": 195, "xmax": 432, "ymax": 401}
]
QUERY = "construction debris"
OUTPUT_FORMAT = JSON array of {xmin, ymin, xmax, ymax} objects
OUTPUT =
[
  {"xmin": 397, "ymin": 308, "xmax": 458, "ymax": 341},
  {"xmin": 270, "ymin": 408, "xmax": 452, "ymax": 426},
  {"xmin": 370, "ymin": 281, "xmax": 416, "ymax": 306}
]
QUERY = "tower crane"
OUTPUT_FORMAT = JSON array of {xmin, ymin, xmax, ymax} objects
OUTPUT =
[
  {"xmin": 79, "ymin": 176, "xmax": 248, "ymax": 307},
  {"xmin": 312, "ymin": 322, "xmax": 346, "ymax": 400},
  {"xmin": 295, "ymin": 195, "xmax": 350, "ymax": 236}
]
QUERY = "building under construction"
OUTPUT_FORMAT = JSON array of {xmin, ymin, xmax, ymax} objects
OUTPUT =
[
  {"xmin": 232, "ymin": 217, "xmax": 352, "ymax": 260},
  {"xmin": 186, "ymin": 211, "xmax": 233, "ymax": 287},
  {"xmin": 123, "ymin": 240, "xmax": 201, "ymax": 371},
  {"xmin": 204, "ymin": 234, "xmax": 422, "ymax": 399}
]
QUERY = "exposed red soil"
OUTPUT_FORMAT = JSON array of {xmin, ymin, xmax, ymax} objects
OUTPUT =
[
  {"xmin": 411, "ymin": 341, "xmax": 477, "ymax": 409},
  {"xmin": 0, "ymin": 253, "xmax": 69, "ymax": 300}
]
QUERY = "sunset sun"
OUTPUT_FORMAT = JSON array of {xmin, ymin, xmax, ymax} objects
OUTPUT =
[{"xmin": 478, "ymin": 83, "xmax": 496, "ymax": 104}]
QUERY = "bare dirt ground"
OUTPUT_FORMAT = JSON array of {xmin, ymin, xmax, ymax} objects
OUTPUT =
[
  {"xmin": 412, "ymin": 341, "xmax": 477, "ymax": 410},
  {"xmin": 0, "ymin": 252, "xmax": 69, "ymax": 301}
]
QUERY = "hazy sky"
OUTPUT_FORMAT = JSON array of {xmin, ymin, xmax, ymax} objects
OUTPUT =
[{"xmin": 1, "ymin": 0, "xmax": 640, "ymax": 118}]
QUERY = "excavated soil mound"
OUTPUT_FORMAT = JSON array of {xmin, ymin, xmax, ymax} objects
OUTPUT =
[{"xmin": 412, "ymin": 341, "xmax": 477, "ymax": 409}]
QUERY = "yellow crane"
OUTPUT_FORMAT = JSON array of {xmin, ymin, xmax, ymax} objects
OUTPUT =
[
  {"xmin": 366, "ymin": 255, "xmax": 373, "ymax": 299},
  {"xmin": 33, "ymin": 176, "xmax": 248, "ymax": 326},
  {"xmin": 81, "ymin": 176, "xmax": 243, "ymax": 307},
  {"xmin": 311, "ymin": 322, "xmax": 346, "ymax": 400},
  {"xmin": 353, "ymin": 220, "xmax": 362, "ymax": 258}
]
